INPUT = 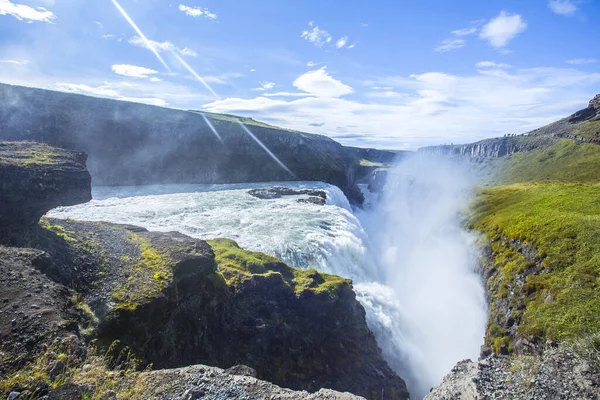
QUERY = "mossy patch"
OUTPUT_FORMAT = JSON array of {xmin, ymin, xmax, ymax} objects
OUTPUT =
[
  {"xmin": 469, "ymin": 182, "xmax": 600, "ymax": 349},
  {"xmin": 111, "ymin": 232, "xmax": 173, "ymax": 311},
  {"xmin": 208, "ymin": 238, "xmax": 351, "ymax": 296}
]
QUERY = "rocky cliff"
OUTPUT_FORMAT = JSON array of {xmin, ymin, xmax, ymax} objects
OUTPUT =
[
  {"xmin": 0, "ymin": 141, "xmax": 408, "ymax": 399},
  {"xmin": 419, "ymin": 93, "xmax": 600, "ymax": 160},
  {"xmin": 0, "ymin": 83, "xmax": 363, "ymax": 205}
]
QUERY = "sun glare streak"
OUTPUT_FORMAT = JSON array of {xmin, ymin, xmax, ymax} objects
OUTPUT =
[
  {"xmin": 109, "ymin": 0, "xmax": 293, "ymax": 177},
  {"xmin": 110, "ymin": 0, "xmax": 170, "ymax": 72},
  {"xmin": 237, "ymin": 121, "xmax": 295, "ymax": 177},
  {"xmin": 170, "ymin": 51, "xmax": 220, "ymax": 100},
  {"xmin": 200, "ymin": 113, "xmax": 224, "ymax": 143}
]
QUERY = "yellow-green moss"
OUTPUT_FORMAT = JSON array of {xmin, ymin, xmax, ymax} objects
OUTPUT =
[
  {"xmin": 111, "ymin": 233, "xmax": 172, "ymax": 311},
  {"xmin": 207, "ymin": 238, "xmax": 351, "ymax": 296}
]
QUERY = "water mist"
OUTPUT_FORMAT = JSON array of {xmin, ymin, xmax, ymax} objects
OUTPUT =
[{"xmin": 357, "ymin": 154, "xmax": 487, "ymax": 398}]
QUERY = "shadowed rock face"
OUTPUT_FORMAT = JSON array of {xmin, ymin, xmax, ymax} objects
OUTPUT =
[
  {"xmin": 0, "ymin": 141, "xmax": 91, "ymax": 244},
  {"xmin": 0, "ymin": 83, "xmax": 364, "ymax": 205}
]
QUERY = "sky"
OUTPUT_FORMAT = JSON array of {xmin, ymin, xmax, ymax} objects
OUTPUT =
[{"xmin": 0, "ymin": 0, "xmax": 599, "ymax": 149}]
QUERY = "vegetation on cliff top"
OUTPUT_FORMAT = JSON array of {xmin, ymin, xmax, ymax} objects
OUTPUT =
[
  {"xmin": 470, "ymin": 182, "xmax": 600, "ymax": 350},
  {"xmin": 208, "ymin": 238, "xmax": 351, "ymax": 296},
  {"xmin": 492, "ymin": 139, "xmax": 600, "ymax": 185},
  {"xmin": 0, "ymin": 141, "xmax": 72, "ymax": 167}
]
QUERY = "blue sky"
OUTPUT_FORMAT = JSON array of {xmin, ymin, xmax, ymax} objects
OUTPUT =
[{"xmin": 0, "ymin": 0, "xmax": 599, "ymax": 149}]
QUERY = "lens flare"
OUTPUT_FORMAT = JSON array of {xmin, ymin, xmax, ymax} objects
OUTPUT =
[
  {"xmin": 109, "ymin": 0, "xmax": 293, "ymax": 177},
  {"xmin": 200, "ymin": 113, "xmax": 224, "ymax": 143},
  {"xmin": 171, "ymin": 51, "xmax": 220, "ymax": 100},
  {"xmin": 237, "ymin": 121, "xmax": 295, "ymax": 177},
  {"xmin": 110, "ymin": 0, "xmax": 170, "ymax": 71}
]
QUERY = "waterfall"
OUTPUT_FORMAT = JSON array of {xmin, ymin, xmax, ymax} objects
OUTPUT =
[{"xmin": 49, "ymin": 174, "xmax": 486, "ymax": 398}]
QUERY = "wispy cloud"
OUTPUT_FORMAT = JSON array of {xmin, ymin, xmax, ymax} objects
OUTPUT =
[
  {"xmin": 301, "ymin": 21, "xmax": 332, "ymax": 47},
  {"xmin": 128, "ymin": 36, "xmax": 197, "ymax": 57},
  {"xmin": 264, "ymin": 92, "xmax": 312, "ymax": 98},
  {"xmin": 476, "ymin": 61, "xmax": 512, "ymax": 69},
  {"xmin": 567, "ymin": 58, "xmax": 598, "ymax": 65},
  {"xmin": 252, "ymin": 81, "xmax": 275, "ymax": 91},
  {"xmin": 112, "ymin": 64, "xmax": 158, "ymax": 79},
  {"xmin": 434, "ymin": 39, "xmax": 465, "ymax": 53},
  {"xmin": 480, "ymin": 11, "xmax": 527, "ymax": 48},
  {"xmin": 307, "ymin": 61, "xmax": 320, "ymax": 67},
  {"xmin": 451, "ymin": 27, "xmax": 477, "ymax": 36},
  {"xmin": 0, "ymin": 0, "xmax": 56, "ymax": 23},
  {"xmin": 0, "ymin": 59, "xmax": 29, "ymax": 65},
  {"xmin": 178, "ymin": 4, "xmax": 217, "ymax": 20},
  {"xmin": 548, "ymin": 0, "xmax": 578, "ymax": 16},
  {"xmin": 336, "ymin": 36, "xmax": 349, "ymax": 49}
]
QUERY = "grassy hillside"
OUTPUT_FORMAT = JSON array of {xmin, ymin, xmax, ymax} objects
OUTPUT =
[{"xmin": 470, "ymin": 131, "xmax": 600, "ymax": 354}]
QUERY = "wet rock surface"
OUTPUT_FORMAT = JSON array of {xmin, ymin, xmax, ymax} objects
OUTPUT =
[
  {"xmin": 0, "ymin": 246, "xmax": 83, "ymax": 375},
  {"xmin": 0, "ymin": 142, "xmax": 91, "ymax": 244},
  {"xmin": 248, "ymin": 186, "xmax": 327, "ymax": 201},
  {"xmin": 426, "ymin": 347, "xmax": 600, "ymax": 400}
]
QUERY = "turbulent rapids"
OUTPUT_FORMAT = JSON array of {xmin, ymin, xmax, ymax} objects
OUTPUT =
[{"xmin": 49, "ymin": 167, "xmax": 486, "ymax": 398}]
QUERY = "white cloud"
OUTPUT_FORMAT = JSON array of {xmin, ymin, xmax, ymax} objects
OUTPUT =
[
  {"xmin": 203, "ymin": 67, "xmax": 600, "ymax": 149},
  {"xmin": 129, "ymin": 36, "xmax": 197, "ymax": 57},
  {"xmin": 250, "ymin": 68, "xmax": 256, "ymax": 72},
  {"xmin": 451, "ymin": 27, "xmax": 477, "ymax": 36},
  {"xmin": 548, "ymin": 0, "xmax": 578, "ymax": 16},
  {"xmin": 434, "ymin": 39, "xmax": 465, "ymax": 53},
  {"xmin": 149, "ymin": 77, "xmax": 162, "ymax": 82},
  {"xmin": 0, "ymin": 59, "xmax": 28, "ymax": 65},
  {"xmin": 365, "ymin": 91, "xmax": 406, "ymax": 99},
  {"xmin": 480, "ymin": 11, "xmax": 527, "ymax": 48},
  {"xmin": 567, "ymin": 58, "xmax": 597, "ymax": 65},
  {"xmin": 252, "ymin": 81, "xmax": 275, "ymax": 91},
  {"xmin": 111, "ymin": 64, "xmax": 158, "ymax": 79},
  {"xmin": 476, "ymin": 61, "xmax": 512, "ymax": 69},
  {"xmin": 301, "ymin": 22, "xmax": 332, "ymax": 47},
  {"xmin": 0, "ymin": 0, "xmax": 56, "ymax": 23},
  {"xmin": 178, "ymin": 4, "xmax": 217, "ymax": 19},
  {"xmin": 336, "ymin": 36, "xmax": 348, "ymax": 49},
  {"xmin": 347, "ymin": 44, "xmax": 356, "ymax": 49},
  {"xmin": 372, "ymin": 86, "xmax": 394, "ymax": 90},
  {"xmin": 307, "ymin": 61, "xmax": 319, "ymax": 67},
  {"xmin": 293, "ymin": 67, "xmax": 353, "ymax": 98},
  {"xmin": 360, "ymin": 22, "xmax": 368, "ymax": 28}
]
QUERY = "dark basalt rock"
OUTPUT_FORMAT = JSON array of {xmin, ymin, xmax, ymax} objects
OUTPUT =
[
  {"xmin": 297, "ymin": 196, "xmax": 326, "ymax": 205},
  {"xmin": 248, "ymin": 186, "xmax": 327, "ymax": 201},
  {"xmin": 0, "ymin": 141, "xmax": 91, "ymax": 244}
]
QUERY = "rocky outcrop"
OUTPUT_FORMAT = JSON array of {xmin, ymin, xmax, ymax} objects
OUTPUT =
[
  {"xmin": 0, "ymin": 142, "xmax": 91, "ymax": 244},
  {"xmin": 568, "ymin": 93, "xmax": 600, "ymax": 124},
  {"xmin": 132, "ymin": 364, "xmax": 366, "ymax": 399},
  {"xmin": 426, "ymin": 346, "xmax": 600, "ymax": 400},
  {"xmin": 0, "ymin": 142, "xmax": 408, "ymax": 399},
  {"xmin": 248, "ymin": 187, "xmax": 327, "ymax": 201},
  {"xmin": 0, "ymin": 83, "xmax": 363, "ymax": 205}
]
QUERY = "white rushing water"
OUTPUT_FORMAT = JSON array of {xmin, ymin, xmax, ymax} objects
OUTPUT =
[{"xmin": 48, "ymin": 169, "xmax": 486, "ymax": 399}]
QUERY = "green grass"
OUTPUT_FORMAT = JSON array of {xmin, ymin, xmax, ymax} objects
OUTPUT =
[
  {"xmin": 359, "ymin": 159, "xmax": 384, "ymax": 167},
  {"xmin": 469, "ymin": 182, "xmax": 600, "ymax": 346},
  {"xmin": 492, "ymin": 139, "xmax": 600, "ymax": 185},
  {"xmin": 208, "ymin": 238, "xmax": 351, "ymax": 296},
  {"xmin": 573, "ymin": 120, "xmax": 600, "ymax": 140}
]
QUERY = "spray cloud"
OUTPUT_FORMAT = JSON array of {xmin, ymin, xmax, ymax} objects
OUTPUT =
[{"xmin": 358, "ymin": 154, "xmax": 487, "ymax": 398}]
